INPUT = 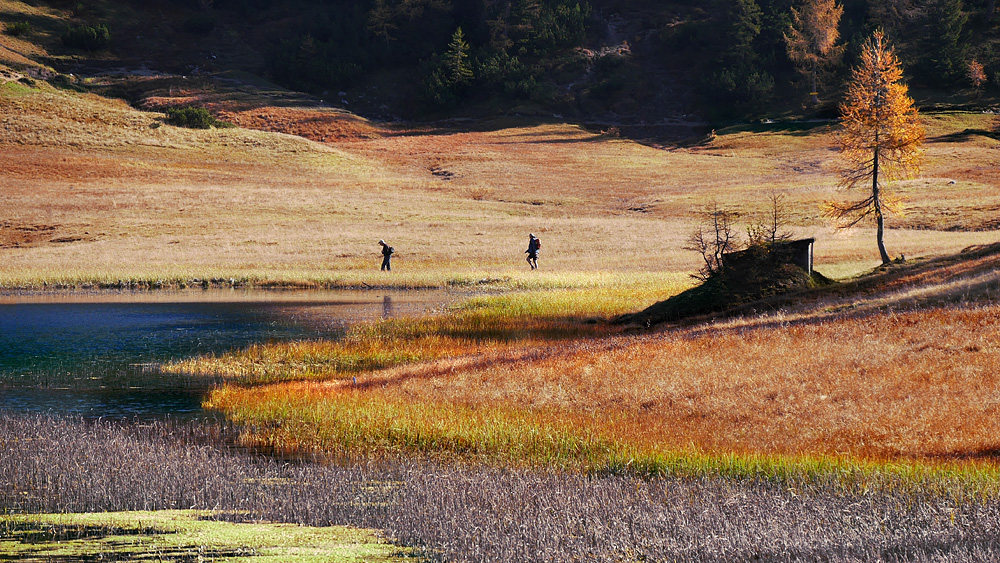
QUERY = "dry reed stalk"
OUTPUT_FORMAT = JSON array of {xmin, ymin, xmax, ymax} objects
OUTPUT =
[{"xmin": 6, "ymin": 414, "xmax": 1000, "ymax": 562}]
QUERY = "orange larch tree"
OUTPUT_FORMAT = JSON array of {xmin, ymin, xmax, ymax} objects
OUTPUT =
[
  {"xmin": 785, "ymin": 0, "xmax": 845, "ymax": 104},
  {"xmin": 828, "ymin": 30, "xmax": 925, "ymax": 265}
]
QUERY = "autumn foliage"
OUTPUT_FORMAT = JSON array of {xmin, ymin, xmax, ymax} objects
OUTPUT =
[
  {"xmin": 828, "ymin": 30, "xmax": 924, "ymax": 265},
  {"xmin": 785, "ymin": 0, "xmax": 845, "ymax": 103}
]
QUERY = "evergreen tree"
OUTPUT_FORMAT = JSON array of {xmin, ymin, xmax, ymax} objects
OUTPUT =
[
  {"xmin": 368, "ymin": 0, "xmax": 398, "ymax": 50},
  {"xmin": 482, "ymin": 0, "xmax": 514, "ymax": 49},
  {"xmin": 706, "ymin": 0, "xmax": 775, "ymax": 117},
  {"xmin": 867, "ymin": 0, "xmax": 919, "ymax": 38},
  {"xmin": 423, "ymin": 27, "xmax": 475, "ymax": 107},
  {"xmin": 364, "ymin": 0, "xmax": 455, "ymax": 61},
  {"xmin": 726, "ymin": 0, "xmax": 765, "ymax": 66},
  {"xmin": 444, "ymin": 27, "xmax": 474, "ymax": 86},
  {"xmin": 920, "ymin": 0, "xmax": 969, "ymax": 85}
]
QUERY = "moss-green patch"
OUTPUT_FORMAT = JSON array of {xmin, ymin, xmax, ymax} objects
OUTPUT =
[
  {"xmin": 0, "ymin": 510, "xmax": 416, "ymax": 562},
  {"xmin": 0, "ymin": 79, "xmax": 36, "ymax": 96}
]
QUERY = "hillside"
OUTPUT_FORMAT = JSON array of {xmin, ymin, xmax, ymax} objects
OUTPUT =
[
  {"xmin": 620, "ymin": 241, "xmax": 1000, "ymax": 326},
  {"xmin": 2, "ymin": 0, "xmax": 998, "ymax": 130},
  {"xmin": 2, "ymin": 61, "xmax": 998, "ymax": 290},
  {"xmin": 1, "ymin": 0, "xmax": 999, "ymax": 290}
]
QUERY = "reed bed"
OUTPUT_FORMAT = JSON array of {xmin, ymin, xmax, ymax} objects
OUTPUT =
[{"xmin": 5, "ymin": 414, "xmax": 1000, "ymax": 562}]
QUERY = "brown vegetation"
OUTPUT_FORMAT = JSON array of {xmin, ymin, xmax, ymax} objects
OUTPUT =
[
  {"xmin": 5, "ymin": 415, "xmax": 1000, "ymax": 562},
  {"xmin": 209, "ymin": 302, "xmax": 1000, "ymax": 465},
  {"xmin": 4, "ymin": 3, "xmax": 1000, "ymax": 559},
  {"xmin": 1, "ymin": 61, "xmax": 998, "ymax": 287},
  {"xmin": 190, "ymin": 246, "xmax": 1000, "ymax": 472}
]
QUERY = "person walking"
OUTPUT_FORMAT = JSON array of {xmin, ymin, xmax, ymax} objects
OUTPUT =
[
  {"xmin": 378, "ymin": 239, "xmax": 394, "ymax": 271},
  {"xmin": 525, "ymin": 233, "xmax": 540, "ymax": 270}
]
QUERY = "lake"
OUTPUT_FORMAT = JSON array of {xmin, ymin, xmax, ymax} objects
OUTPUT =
[{"xmin": 0, "ymin": 289, "xmax": 447, "ymax": 418}]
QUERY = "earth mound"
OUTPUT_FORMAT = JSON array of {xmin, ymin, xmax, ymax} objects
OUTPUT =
[
  {"xmin": 618, "ymin": 257, "xmax": 829, "ymax": 327},
  {"xmin": 619, "ymin": 242, "xmax": 1000, "ymax": 327}
]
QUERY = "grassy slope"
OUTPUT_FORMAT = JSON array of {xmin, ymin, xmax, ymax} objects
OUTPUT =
[
  {"xmin": 1, "ymin": 510, "xmax": 409, "ymax": 563},
  {"xmin": 3, "ymin": 0, "xmax": 1000, "ymax": 481},
  {"xmin": 1, "ymin": 68, "xmax": 998, "ymax": 288},
  {"xmin": 0, "ymin": 0, "xmax": 997, "ymax": 289}
]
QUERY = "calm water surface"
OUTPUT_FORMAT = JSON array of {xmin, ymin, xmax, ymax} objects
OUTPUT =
[{"xmin": 0, "ymin": 289, "xmax": 447, "ymax": 418}]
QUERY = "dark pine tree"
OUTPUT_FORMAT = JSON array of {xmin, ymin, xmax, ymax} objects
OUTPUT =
[{"xmin": 919, "ymin": 0, "xmax": 969, "ymax": 86}]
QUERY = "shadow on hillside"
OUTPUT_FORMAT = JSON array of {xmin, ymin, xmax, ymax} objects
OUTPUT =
[
  {"xmin": 718, "ymin": 119, "xmax": 835, "ymax": 136},
  {"xmin": 929, "ymin": 446, "xmax": 1000, "ymax": 462},
  {"xmin": 679, "ymin": 268, "xmax": 1000, "ymax": 340},
  {"xmin": 929, "ymin": 128, "xmax": 1000, "ymax": 143},
  {"xmin": 375, "ymin": 117, "xmax": 710, "ymax": 145},
  {"xmin": 524, "ymin": 133, "xmax": 609, "ymax": 144},
  {"xmin": 374, "ymin": 118, "xmax": 577, "ymax": 140},
  {"xmin": 0, "ymin": 11, "xmax": 63, "ymax": 42}
]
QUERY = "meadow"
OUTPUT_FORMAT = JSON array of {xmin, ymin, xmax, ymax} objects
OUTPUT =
[
  {"xmin": 4, "ymin": 53, "xmax": 1000, "ymax": 561},
  {"xmin": 2, "ymin": 71, "xmax": 998, "ymax": 288}
]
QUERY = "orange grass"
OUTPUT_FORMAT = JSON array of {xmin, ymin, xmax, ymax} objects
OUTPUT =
[
  {"xmin": 204, "ymin": 303, "xmax": 1000, "ymax": 477},
  {"xmin": 167, "ymin": 286, "xmax": 678, "ymax": 382}
]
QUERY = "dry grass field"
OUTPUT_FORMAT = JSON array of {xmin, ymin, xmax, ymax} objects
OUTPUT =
[
  {"xmin": 4, "ymin": 49, "xmax": 1000, "ymax": 477},
  {"xmin": 5, "ymin": 8, "xmax": 1000, "ymax": 558},
  {"xmin": 2, "ymin": 58, "xmax": 998, "ymax": 288}
]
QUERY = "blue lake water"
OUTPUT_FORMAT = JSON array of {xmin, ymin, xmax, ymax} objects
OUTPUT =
[{"xmin": 0, "ymin": 290, "xmax": 445, "ymax": 418}]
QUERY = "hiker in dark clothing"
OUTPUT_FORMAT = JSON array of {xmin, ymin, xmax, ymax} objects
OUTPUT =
[
  {"xmin": 525, "ymin": 233, "xmax": 540, "ymax": 270},
  {"xmin": 379, "ymin": 239, "xmax": 394, "ymax": 271}
]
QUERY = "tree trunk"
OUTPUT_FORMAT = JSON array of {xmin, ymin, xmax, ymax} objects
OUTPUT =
[
  {"xmin": 873, "ymin": 148, "xmax": 891, "ymax": 265},
  {"xmin": 810, "ymin": 60, "xmax": 819, "ymax": 104},
  {"xmin": 988, "ymin": 0, "xmax": 996, "ymax": 22},
  {"xmin": 876, "ymin": 203, "xmax": 890, "ymax": 264}
]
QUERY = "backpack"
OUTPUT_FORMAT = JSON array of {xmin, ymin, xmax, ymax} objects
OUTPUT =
[{"xmin": 535, "ymin": 237, "xmax": 540, "ymax": 250}]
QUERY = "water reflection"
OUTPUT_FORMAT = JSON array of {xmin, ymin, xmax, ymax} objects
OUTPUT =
[
  {"xmin": 383, "ymin": 295, "xmax": 393, "ymax": 318},
  {"xmin": 0, "ymin": 289, "xmax": 446, "ymax": 418}
]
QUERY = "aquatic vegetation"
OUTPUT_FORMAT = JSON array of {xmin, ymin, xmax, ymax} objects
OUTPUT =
[
  {"xmin": 4, "ymin": 414, "xmax": 1000, "ymax": 562},
  {"xmin": 165, "ymin": 283, "xmax": 681, "ymax": 383}
]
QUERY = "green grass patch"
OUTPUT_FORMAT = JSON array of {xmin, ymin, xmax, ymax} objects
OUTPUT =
[
  {"xmin": 5, "ymin": 21, "xmax": 31, "ymax": 36},
  {"xmin": 616, "ymin": 450, "xmax": 1000, "ymax": 500},
  {"xmin": 165, "ymin": 106, "xmax": 233, "ymax": 129},
  {"xmin": 206, "ymin": 388, "xmax": 619, "ymax": 466},
  {"xmin": 0, "ymin": 510, "xmax": 415, "ymax": 562},
  {"xmin": 1, "ymin": 80, "xmax": 36, "ymax": 96},
  {"xmin": 0, "ymin": 269, "xmax": 689, "ymax": 293}
]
